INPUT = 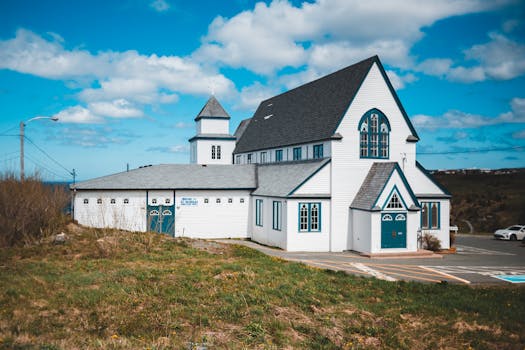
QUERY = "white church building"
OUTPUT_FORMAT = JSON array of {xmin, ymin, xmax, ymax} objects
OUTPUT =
[{"xmin": 71, "ymin": 56, "xmax": 451, "ymax": 253}]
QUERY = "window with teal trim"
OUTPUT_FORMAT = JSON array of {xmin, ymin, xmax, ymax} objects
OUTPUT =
[
  {"xmin": 293, "ymin": 147, "xmax": 302, "ymax": 160},
  {"xmin": 256, "ymin": 199, "xmax": 263, "ymax": 226},
  {"xmin": 359, "ymin": 109, "xmax": 390, "ymax": 159},
  {"xmin": 273, "ymin": 201, "xmax": 282, "ymax": 231},
  {"xmin": 211, "ymin": 145, "xmax": 216, "ymax": 159},
  {"xmin": 421, "ymin": 202, "xmax": 440, "ymax": 229},
  {"xmin": 313, "ymin": 144, "xmax": 323, "ymax": 159},
  {"xmin": 298, "ymin": 202, "xmax": 321, "ymax": 232},
  {"xmin": 260, "ymin": 151, "xmax": 267, "ymax": 163},
  {"xmin": 275, "ymin": 149, "xmax": 283, "ymax": 162}
]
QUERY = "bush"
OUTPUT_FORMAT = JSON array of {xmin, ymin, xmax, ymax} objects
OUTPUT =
[
  {"xmin": 422, "ymin": 233, "xmax": 442, "ymax": 251},
  {"xmin": 0, "ymin": 172, "xmax": 69, "ymax": 247}
]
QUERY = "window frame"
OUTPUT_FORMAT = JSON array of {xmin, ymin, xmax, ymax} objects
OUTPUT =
[
  {"xmin": 216, "ymin": 145, "xmax": 221, "ymax": 159},
  {"xmin": 298, "ymin": 202, "xmax": 321, "ymax": 232},
  {"xmin": 255, "ymin": 199, "xmax": 263, "ymax": 226},
  {"xmin": 247, "ymin": 153, "xmax": 253, "ymax": 164},
  {"xmin": 275, "ymin": 149, "xmax": 283, "ymax": 162},
  {"xmin": 211, "ymin": 145, "xmax": 216, "ymax": 159},
  {"xmin": 260, "ymin": 151, "xmax": 267, "ymax": 163},
  {"xmin": 421, "ymin": 201, "xmax": 440, "ymax": 230},
  {"xmin": 358, "ymin": 109, "xmax": 390, "ymax": 159},
  {"xmin": 313, "ymin": 144, "xmax": 323, "ymax": 159},
  {"xmin": 293, "ymin": 147, "xmax": 302, "ymax": 161},
  {"xmin": 272, "ymin": 201, "xmax": 282, "ymax": 231}
]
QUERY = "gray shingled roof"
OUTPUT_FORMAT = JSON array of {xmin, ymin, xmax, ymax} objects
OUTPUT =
[
  {"xmin": 351, "ymin": 163, "xmax": 397, "ymax": 210},
  {"xmin": 234, "ymin": 118, "xmax": 251, "ymax": 140},
  {"xmin": 253, "ymin": 159, "xmax": 330, "ymax": 197},
  {"xmin": 234, "ymin": 56, "xmax": 419, "ymax": 153},
  {"xmin": 71, "ymin": 164, "xmax": 256, "ymax": 190},
  {"xmin": 194, "ymin": 96, "xmax": 230, "ymax": 121},
  {"xmin": 189, "ymin": 133, "xmax": 236, "ymax": 142}
]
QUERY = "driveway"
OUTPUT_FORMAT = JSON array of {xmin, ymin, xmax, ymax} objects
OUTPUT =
[{"xmin": 216, "ymin": 234, "xmax": 525, "ymax": 285}]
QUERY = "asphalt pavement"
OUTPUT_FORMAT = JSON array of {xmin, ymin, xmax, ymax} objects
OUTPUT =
[{"xmin": 216, "ymin": 234, "xmax": 525, "ymax": 285}]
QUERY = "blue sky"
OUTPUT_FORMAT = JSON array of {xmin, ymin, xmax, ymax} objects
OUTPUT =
[{"xmin": 0, "ymin": 0, "xmax": 524, "ymax": 181}]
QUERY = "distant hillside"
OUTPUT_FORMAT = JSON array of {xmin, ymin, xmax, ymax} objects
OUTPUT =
[{"xmin": 433, "ymin": 168, "xmax": 525, "ymax": 234}]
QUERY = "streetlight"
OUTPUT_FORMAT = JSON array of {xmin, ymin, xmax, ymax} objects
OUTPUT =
[{"xmin": 20, "ymin": 116, "xmax": 59, "ymax": 181}]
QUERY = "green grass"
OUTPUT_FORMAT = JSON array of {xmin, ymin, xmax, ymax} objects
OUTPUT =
[{"xmin": 0, "ymin": 225, "xmax": 524, "ymax": 349}]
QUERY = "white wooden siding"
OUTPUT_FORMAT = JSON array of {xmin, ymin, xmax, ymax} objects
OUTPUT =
[
  {"xmin": 191, "ymin": 139, "xmax": 235, "ymax": 165},
  {"xmin": 174, "ymin": 190, "xmax": 250, "ymax": 238},
  {"xmin": 293, "ymin": 162, "xmax": 331, "ymax": 195},
  {"xmin": 74, "ymin": 190, "xmax": 147, "ymax": 232},
  {"xmin": 250, "ymin": 196, "xmax": 288, "ymax": 249},
  {"xmin": 197, "ymin": 119, "xmax": 229, "ymax": 134},
  {"xmin": 286, "ymin": 199, "xmax": 330, "ymax": 251}
]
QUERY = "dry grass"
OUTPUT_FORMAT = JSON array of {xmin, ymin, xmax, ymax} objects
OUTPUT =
[
  {"xmin": 0, "ymin": 172, "xmax": 69, "ymax": 247},
  {"xmin": 0, "ymin": 225, "xmax": 524, "ymax": 349}
]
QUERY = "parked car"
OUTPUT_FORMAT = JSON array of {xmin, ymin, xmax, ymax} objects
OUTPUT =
[{"xmin": 493, "ymin": 225, "xmax": 525, "ymax": 241}]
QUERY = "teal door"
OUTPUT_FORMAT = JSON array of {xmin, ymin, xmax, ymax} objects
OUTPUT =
[
  {"xmin": 147, "ymin": 205, "xmax": 175, "ymax": 236},
  {"xmin": 381, "ymin": 212, "xmax": 406, "ymax": 248}
]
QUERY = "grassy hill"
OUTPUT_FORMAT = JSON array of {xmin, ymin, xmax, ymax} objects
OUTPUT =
[
  {"xmin": 0, "ymin": 225, "xmax": 524, "ymax": 349},
  {"xmin": 433, "ymin": 169, "xmax": 525, "ymax": 234}
]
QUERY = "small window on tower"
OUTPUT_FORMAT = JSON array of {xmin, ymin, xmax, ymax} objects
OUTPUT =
[{"xmin": 217, "ymin": 145, "xmax": 221, "ymax": 159}]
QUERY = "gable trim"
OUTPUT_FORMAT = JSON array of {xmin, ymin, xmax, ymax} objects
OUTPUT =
[
  {"xmin": 287, "ymin": 159, "xmax": 331, "ymax": 196},
  {"xmin": 381, "ymin": 185, "xmax": 408, "ymax": 210},
  {"xmin": 371, "ymin": 163, "xmax": 420, "ymax": 209},
  {"xmin": 416, "ymin": 161, "xmax": 451, "ymax": 196}
]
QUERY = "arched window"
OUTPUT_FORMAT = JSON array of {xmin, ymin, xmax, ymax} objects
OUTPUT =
[{"xmin": 358, "ymin": 109, "xmax": 390, "ymax": 159}]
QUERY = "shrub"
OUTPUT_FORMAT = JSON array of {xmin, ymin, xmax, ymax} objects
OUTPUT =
[
  {"xmin": 0, "ymin": 172, "xmax": 69, "ymax": 247},
  {"xmin": 422, "ymin": 233, "xmax": 442, "ymax": 251}
]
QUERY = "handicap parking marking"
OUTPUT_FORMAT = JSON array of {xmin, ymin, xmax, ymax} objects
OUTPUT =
[
  {"xmin": 492, "ymin": 275, "xmax": 525, "ymax": 283},
  {"xmin": 350, "ymin": 263, "xmax": 397, "ymax": 282},
  {"xmin": 455, "ymin": 245, "xmax": 515, "ymax": 256}
]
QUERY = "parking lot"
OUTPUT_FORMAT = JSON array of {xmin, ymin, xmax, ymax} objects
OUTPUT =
[{"xmin": 218, "ymin": 234, "xmax": 525, "ymax": 285}]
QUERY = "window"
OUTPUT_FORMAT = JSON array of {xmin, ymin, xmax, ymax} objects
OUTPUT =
[
  {"xmin": 124, "ymin": 198, "xmax": 129, "ymax": 204},
  {"xmin": 421, "ymin": 202, "xmax": 440, "ymax": 229},
  {"xmin": 273, "ymin": 201, "xmax": 282, "ymax": 231},
  {"xmin": 110, "ymin": 198, "xmax": 116, "ymax": 204},
  {"xmin": 83, "ymin": 199, "xmax": 89, "ymax": 204},
  {"xmin": 236, "ymin": 155, "xmax": 241, "ymax": 164},
  {"xmin": 240, "ymin": 198, "xmax": 245, "ymax": 203},
  {"xmin": 152, "ymin": 198, "xmax": 157, "ymax": 204},
  {"xmin": 359, "ymin": 109, "xmax": 390, "ymax": 159},
  {"xmin": 217, "ymin": 145, "xmax": 221, "ymax": 159},
  {"xmin": 211, "ymin": 145, "xmax": 216, "ymax": 159},
  {"xmin": 165, "ymin": 198, "xmax": 171, "ymax": 204},
  {"xmin": 228, "ymin": 198, "xmax": 233, "ymax": 203},
  {"xmin": 216, "ymin": 198, "xmax": 221, "ymax": 203},
  {"xmin": 293, "ymin": 147, "xmax": 302, "ymax": 160},
  {"xmin": 97, "ymin": 198, "xmax": 102, "ymax": 204},
  {"xmin": 260, "ymin": 152, "xmax": 267, "ymax": 163},
  {"xmin": 275, "ymin": 149, "xmax": 283, "ymax": 162},
  {"xmin": 313, "ymin": 144, "xmax": 323, "ymax": 159},
  {"xmin": 386, "ymin": 192, "xmax": 403, "ymax": 209},
  {"xmin": 204, "ymin": 198, "xmax": 209, "ymax": 203},
  {"xmin": 247, "ymin": 154, "xmax": 253, "ymax": 164},
  {"xmin": 298, "ymin": 203, "xmax": 321, "ymax": 232},
  {"xmin": 255, "ymin": 199, "xmax": 263, "ymax": 226}
]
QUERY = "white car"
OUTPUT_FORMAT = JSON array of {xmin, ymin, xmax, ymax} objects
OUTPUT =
[{"xmin": 493, "ymin": 225, "xmax": 525, "ymax": 241}]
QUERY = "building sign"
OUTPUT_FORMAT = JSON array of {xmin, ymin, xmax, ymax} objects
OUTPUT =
[{"xmin": 180, "ymin": 197, "xmax": 198, "ymax": 206}]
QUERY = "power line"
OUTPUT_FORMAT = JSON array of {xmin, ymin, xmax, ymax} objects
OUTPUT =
[
  {"xmin": 23, "ymin": 135, "xmax": 72, "ymax": 176},
  {"xmin": 418, "ymin": 145, "xmax": 525, "ymax": 155},
  {"xmin": 24, "ymin": 154, "xmax": 70, "ymax": 181},
  {"xmin": 0, "ymin": 125, "xmax": 17, "ymax": 135}
]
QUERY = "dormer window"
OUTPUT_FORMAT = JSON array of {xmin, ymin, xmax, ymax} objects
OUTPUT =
[{"xmin": 359, "ymin": 109, "xmax": 390, "ymax": 159}]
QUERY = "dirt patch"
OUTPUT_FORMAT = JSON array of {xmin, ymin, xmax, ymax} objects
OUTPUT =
[{"xmin": 185, "ymin": 239, "xmax": 230, "ymax": 255}]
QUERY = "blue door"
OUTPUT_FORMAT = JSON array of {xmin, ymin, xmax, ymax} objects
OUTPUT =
[
  {"xmin": 381, "ymin": 212, "xmax": 406, "ymax": 248},
  {"xmin": 147, "ymin": 205, "xmax": 175, "ymax": 236}
]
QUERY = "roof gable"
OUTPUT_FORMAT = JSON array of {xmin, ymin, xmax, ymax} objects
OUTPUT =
[
  {"xmin": 351, "ymin": 162, "xmax": 419, "ymax": 211},
  {"xmin": 234, "ymin": 55, "xmax": 419, "ymax": 153},
  {"xmin": 195, "ymin": 96, "xmax": 230, "ymax": 121}
]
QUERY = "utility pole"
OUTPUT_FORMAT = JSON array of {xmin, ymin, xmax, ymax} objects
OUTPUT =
[
  {"xmin": 20, "ymin": 121, "xmax": 24, "ymax": 181},
  {"xmin": 19, "ymin": 116, "xmax": 59, "ymax": 181}
]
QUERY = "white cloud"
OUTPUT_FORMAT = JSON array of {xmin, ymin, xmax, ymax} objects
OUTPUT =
[
  {"xmin": 512, "ymin": 130, "xmax": 525, "ymax": 139},
  {"xmin": 150, "ymin": 0, "xmax": 170, "ymax": 12},
  {"xmin": 412, "ymin": 97, "xmax": 525, "ymax": 129},
  {"xmin": 146, "ymin": 145, "xmax": 189, "ymax": 153},
  {"xmin": 416, "ymin": 32, "xmax": 525, "ymax": 82},
  {"xmin": 0, "ymin": 29, "xmax": 235, "ymax": 123},
  {"xmin": 53, "ymin": 106, "xmax": 104, "ymax": 124},
  {"xmin": 237, "ymin": 82, "xmax": 281, "ymax": 110},
  {"xmin": 194, "ymin": 0, "xmax": 505, "ymax": 75},
  {"xmin": 88, "ymin": 99, "xmax": 144, "ymax": 118},
  {"xmin": 51, "ymin": 126, "xmax": 133, "ymax": 147},
  {"xmin": 386, "ymin": 70, "xmax": 417, "ymax": 90},
  {"xmin": 174, "ymin": 121, "xmax": 193, "ymax": 128}
]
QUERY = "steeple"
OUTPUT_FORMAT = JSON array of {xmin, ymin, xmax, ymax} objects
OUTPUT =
[
  {"xmin": 189, "ymin": 96, "xmax": 236, "ymax": 164},
  {"xmin": 194, "ymin": 96, "xmax": 230, "ymax": 121}
]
